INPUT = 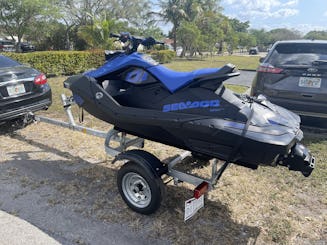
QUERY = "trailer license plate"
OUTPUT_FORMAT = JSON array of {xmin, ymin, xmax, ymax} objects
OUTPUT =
[
  {"xmin": 184, "ymin": 195, "xmax": 204, "ymax": 221},
  {"xmin": 7, "ymin": 84, "xmax": 25, "ymax": 96},
  {"xmin": 298, "ymin": 77, "xmax": 321, "ymax": 88}
]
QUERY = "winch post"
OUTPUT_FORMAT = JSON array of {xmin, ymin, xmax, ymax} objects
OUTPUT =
[{"xmin": 61, "ymin": 94, "xmax": 76, "ymax": 126}]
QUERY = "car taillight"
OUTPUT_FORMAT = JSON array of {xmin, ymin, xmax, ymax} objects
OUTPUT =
[
  {"xmin": 34, "ymin": 73, "xmax": 47, "ymax": 85},
  {"xmin": 257, "ymin": 63, "xmax": 283, "ymax": 74}
]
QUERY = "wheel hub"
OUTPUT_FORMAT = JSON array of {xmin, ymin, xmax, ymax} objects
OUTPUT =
[{"xmin": 122, "ymin": 172, "xmax": 151, "ymax": 208}]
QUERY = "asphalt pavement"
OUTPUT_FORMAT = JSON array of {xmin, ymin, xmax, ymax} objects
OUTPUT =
[{"xmin": 223, "ymin": 70, "xmax": 256, "ymax": 87}]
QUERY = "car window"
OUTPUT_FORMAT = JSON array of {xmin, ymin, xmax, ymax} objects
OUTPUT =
[
  {"xmin": 0, "ymin": 41, "xmax": 14, "ymax": 46},
  {"xmin": 268, "ymin": 43, "xmax": 327, "ymax": 66},
  {"xmin": 0, "ymin": 55, "xmax": 21, "ymax": 68}
]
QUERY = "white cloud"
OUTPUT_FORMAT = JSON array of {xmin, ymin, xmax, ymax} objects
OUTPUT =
[
  {"xmin": 223, "ymin": 0, "xmax": 326, "ymax": 34},
  {"xmin": 295, "ymin": 24, "xmax": 327, "ymax": 33},
  {"xmin": 250, "ymin": 23, "xmax": 327, "ymax": 34},
  {"xmin": 281, "ymin": 0, "xmax": 299, "ymax": 7},
  {"xmin": 222, "ymin": 0, "xmax": 299, "ymax": 20},
  {"xmin": 222, "ymin": 0, "xmax": 280, "ymax": 12},
  {"xmin": 271, "ymin": 8, "xmax": 299, "ymax": 18}
]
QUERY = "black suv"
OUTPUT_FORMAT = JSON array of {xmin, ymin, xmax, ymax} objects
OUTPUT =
[
  {"xmin": 251, "ymin": 40, "xmax": 327, "ymax": 120},
  {"xmin": 249, "ymin": 47, "xmax": 259, "ymax": 55},
  {"xmin": 20, "ymin": 42, "xmax": 35, "ymax": 52}
]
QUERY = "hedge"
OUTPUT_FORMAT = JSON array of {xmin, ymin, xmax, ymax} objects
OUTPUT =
[
  {"xmin": 1, "ymin": 49, "xmax": 175, "ymax": 76},
  {"xmin": 1, "ymin": 50, "xmax": 104, "ymax": 76}
]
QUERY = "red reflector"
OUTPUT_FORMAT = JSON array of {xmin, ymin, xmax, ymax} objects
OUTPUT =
[
  {"xmin": 34, "ymin": 73, "xmax": 47, "ymax": 85},
  {"xmin": 193, "ymin": 182, "xmax": 209, "ymax": 199},
  {"xmin": 258, "ymin": 64, "xmax": 283, "ymax": 74}
]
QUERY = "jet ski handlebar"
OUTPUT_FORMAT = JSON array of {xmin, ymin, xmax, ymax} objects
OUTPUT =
[{"xmin": 109, "ymin": 32, "xmax": 164, "ymax": 53}]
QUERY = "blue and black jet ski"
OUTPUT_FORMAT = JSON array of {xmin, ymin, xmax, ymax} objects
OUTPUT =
[{"xmin": 64, "ymin": 32, "xmax": 315, "ymax": 177}]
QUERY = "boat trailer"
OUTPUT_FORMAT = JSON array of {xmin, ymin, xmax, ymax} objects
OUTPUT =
[{"xmin": 32, "ymin": 94, "xmax": 231, "ymax": 220}]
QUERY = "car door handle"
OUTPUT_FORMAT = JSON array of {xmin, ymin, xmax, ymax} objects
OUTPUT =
[{"xmin": 301, "ymin": 94, "xmax": 313, "ymax": 98}]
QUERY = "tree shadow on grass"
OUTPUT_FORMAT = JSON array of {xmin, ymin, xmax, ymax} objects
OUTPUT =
[{"xmin": 0, "ymin": 133, "xmax": 261, "ymax": 245}]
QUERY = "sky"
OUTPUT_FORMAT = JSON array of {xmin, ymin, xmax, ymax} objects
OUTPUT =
[{"xmin": 221, "ymin": 0, "xmax": 327, "ymax": 34}]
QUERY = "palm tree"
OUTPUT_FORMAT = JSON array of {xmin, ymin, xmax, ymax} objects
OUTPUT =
[
  {"xmin": 156, "ymin": 0, "xmax": 187, "ymax": 51},
  {"xmin": 154, "ymin": 0, "xmax": 221, "ymax": 51}
]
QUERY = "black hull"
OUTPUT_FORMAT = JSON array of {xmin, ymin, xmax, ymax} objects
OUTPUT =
[{"xmin": 65, "ymin": 75, "xmax": 294, "ymax": 167}]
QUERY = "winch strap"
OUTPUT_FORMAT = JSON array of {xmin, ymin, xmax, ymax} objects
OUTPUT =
[{"xmin": 227, "ymin": 106, "xmax": 254, "ymax": 163}]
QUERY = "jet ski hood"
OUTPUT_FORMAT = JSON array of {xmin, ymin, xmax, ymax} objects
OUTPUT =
[
  {"xmin": 251, "ymin": 95, "xmax": 301, "ymax": 131},
  {"xmin": 217, "ymin": 88, "xmax": 302, "ymax": 147}
]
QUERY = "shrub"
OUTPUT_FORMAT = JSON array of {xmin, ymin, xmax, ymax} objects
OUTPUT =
[
  {"xmin": 1, "ymin": 50, "xmax": 104, "ymax": 76},
  {"xmin": 150, "ymin": 50, "xmax": 176, "ymax": 63}
]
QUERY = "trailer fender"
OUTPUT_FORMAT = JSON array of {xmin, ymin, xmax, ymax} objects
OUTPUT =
[{"xmin": 113, "ymin": 149, "xmax": 168, "ymax": 177}]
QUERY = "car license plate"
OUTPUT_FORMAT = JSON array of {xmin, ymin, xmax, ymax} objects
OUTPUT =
[
  {"xmin": 184, "ymin": 195, "xmax": 204, "ymax": 221},
  {"xmin": 7, "ymin": 84, "xmax": 26, "ymax": 96},
  {"xmin": 298, "ymin": 77, "xmax": 321, "ymax": 88}
]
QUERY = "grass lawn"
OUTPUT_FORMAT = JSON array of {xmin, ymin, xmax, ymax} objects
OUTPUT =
[{"xmin": 166, "ymin": 55, "xmax": 261, "ymax": 71}]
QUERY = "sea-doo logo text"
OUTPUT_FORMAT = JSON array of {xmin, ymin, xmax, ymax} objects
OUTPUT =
[
  {"xmin": 163, "ymin": 100, "xmax": 220, "ymax": 112},
  {"xmin": 307, "ymin": 68, "xmax": 318, "ymax": 73}
]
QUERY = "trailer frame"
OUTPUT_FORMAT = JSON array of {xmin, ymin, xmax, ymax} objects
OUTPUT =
[{"xmin": 32, "ymin": 94, "xmax": 230, "ymax": 217}]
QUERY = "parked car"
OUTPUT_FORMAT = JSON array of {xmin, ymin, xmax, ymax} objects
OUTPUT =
[
  {"xmin": 0, "ymin": 55, "xmax": 51, "ymax": 123},
  {"xmin": 249, "ymin": 47, "xmax": 259, "ymax": 55},
  {"xmin": 20, "ymin": 42, "xmax": 35, "ymax": 52},
  {"xmin": 0, "ymin": 40, "xmax": 15, "ymax": 52},
  {"xmin": 176, "ymin": 46, "xmax": 183, "ymax": 56},
  {"xmin": 251, "ymin": 40, "xmax": 327, "ymax": 120}
]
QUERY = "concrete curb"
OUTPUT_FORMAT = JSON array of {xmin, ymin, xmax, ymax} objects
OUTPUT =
[{"xmin": 0, "ymin": 210, "xmax": 61, "ymax": 245}]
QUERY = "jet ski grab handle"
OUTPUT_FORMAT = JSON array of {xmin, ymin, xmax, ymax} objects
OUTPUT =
[{"xmin": 109, "ymin": 32, "xmax": 164, "ymax": 54}]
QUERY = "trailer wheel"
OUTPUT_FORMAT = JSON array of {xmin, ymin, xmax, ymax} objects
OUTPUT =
[{"xmin": 117, "ymin": 161, "xmax": 164, "ymax": 215}]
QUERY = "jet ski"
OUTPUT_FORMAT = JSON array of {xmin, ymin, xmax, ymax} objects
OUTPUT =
[{"xmin": 63, "ymin": 32, "xmax": 315, "ymax": 177}]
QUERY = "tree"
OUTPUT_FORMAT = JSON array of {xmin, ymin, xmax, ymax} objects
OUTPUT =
[
  {"xmin": 137, "ymin": 26, "xmax": 164, "ymax": 40},
  {"xmin": 229, "ymin": 18, "xmax": 250, "ymax": 33},
  {"xmin": 25, "ymin": 20, "xmax": 67, "ymax": 50},
  {"xmin": 237, "ymin": 32, "xmax": 256, "ymax": 50},
  {"xmin": 250, "ymin": 28, "xmax": 271, "ymax": 50},
  {"xmin": 107, "ymin": 0, "xmax": 151, "ymax": 27},
  {"xmin": 177, "ymin": 21, "xmax": 201, "ymax": 56},
  {"xmin": 58, "ymin": 0, "xmax": 151, "ymax": 50},
  {"xmin": 304, "ymin": 31, "xmax": 327, "ymax": 40},
  {"xmin": 77, "ymin": 18, "xmax": 124, "ymax": 49},
  {"xmin": 155, "ymin": 0, "xmax": 222, "ymax": 51},
  {"xmin": 156, "ymin": 0, "xmax": 187, "ymax": 51},
  {"xmin": 0, "ymin": 0, "xmax": 56, "ymax": 50},
  {"xmin": 196, "ymin": 11, "xmax": 224, "ymax": 55},
  {"xmin": 268, "ymin": 28, "xmax": 302, "ymax": 43}
]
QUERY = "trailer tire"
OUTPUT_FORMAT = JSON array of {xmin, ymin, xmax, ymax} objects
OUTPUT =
[{"xmin": 117, "ymin": 161, "xmax": 164, "ymax": 215}]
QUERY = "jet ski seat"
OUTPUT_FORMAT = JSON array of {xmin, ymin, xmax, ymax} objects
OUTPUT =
[
  {"xmin": 148, "ymin": 63, "xmax": 236, "ymax": 93},
  {"xmin": 195, "ymin": 63, "xmax": 236, "ymax": 81}
]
